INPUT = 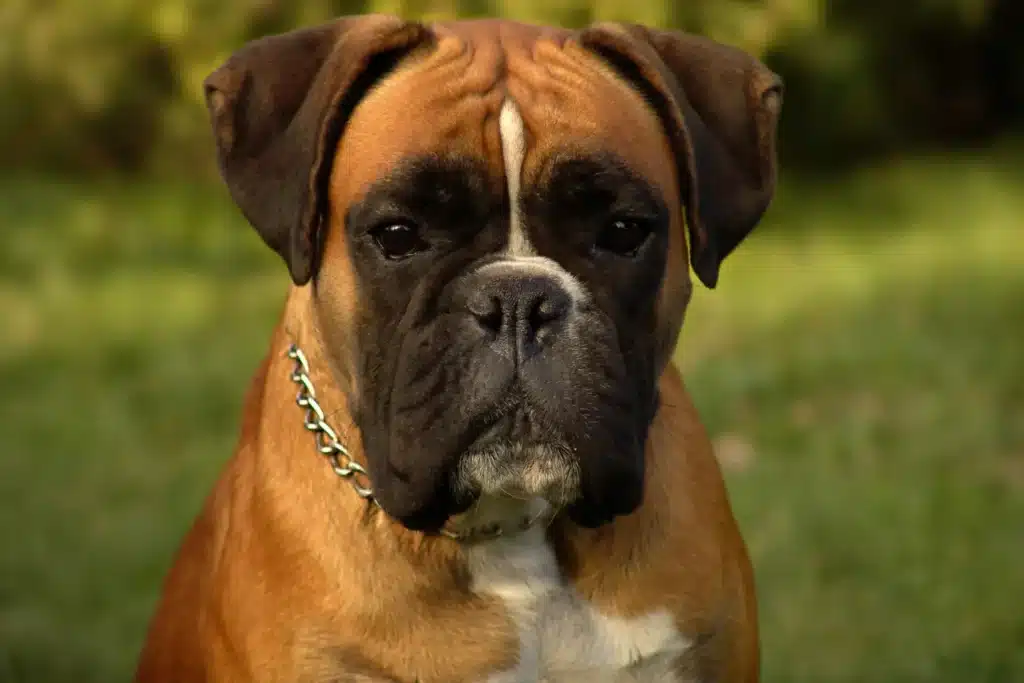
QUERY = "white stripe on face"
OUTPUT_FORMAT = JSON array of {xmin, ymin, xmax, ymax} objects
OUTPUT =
[
  {"xmin": 499, "ymin": 98, "xmax": 532, "ymax": 256},
  {"xmin": 494, "ymin": 98, "xmax": 589, "ymax": 306}
]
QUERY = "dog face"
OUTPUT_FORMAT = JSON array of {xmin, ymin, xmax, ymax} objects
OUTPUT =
[
  {"xmin": 204, "ymin": 17, "xmax": 781, "ymax": 532},
  {"xmin": 336, "ymin": 151, "xmax": 664, "ymax": 530}
]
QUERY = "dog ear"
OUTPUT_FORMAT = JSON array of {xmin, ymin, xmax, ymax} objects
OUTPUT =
[
  {"xmin": 579, "ymin": 23, "xmax": 783, "ymax": 288},
  {"xmin": 204, "ymin": 16, "xmax": 431, "ymax": 285}
]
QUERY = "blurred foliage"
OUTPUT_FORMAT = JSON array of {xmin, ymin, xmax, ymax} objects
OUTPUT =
[{"xmin": 1, "ymin": 0, "xmax": 1022, "ymax": 175}]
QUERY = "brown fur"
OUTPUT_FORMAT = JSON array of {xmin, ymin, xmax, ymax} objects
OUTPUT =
[{"xmin": 137, "ymin": 17, "xmax": 779, "ymax": 683}]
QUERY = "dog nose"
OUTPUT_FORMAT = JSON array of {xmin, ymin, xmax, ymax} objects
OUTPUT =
[{"xmin": 467, "ymin": 274, "xmax": 571, "ymax": 359}]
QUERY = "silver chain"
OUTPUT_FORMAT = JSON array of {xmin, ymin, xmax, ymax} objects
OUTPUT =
[
  {"xmin": 286, "ymin": 344, "xmax": 374, "ymax": 499},
  {"xmin": 285, "ymin": 343, "xmax": 557, "ymax": 542}
]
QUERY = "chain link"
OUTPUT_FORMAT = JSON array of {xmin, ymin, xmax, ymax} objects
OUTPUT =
[{"xmin": 286, "ymin": 344, "xmax": 373, "ymax": 499}]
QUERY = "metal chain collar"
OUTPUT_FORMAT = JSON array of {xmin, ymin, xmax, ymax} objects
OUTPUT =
[
  {"xmin": 286, "ymin": 344, "xmax": 374, "ymax": 498},
  {"xmin": 286, "ymin": 343, "xmax": 557, "ymax": 542}
]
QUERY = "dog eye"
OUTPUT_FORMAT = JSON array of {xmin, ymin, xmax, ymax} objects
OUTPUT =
[
  {"xmin": 595, "ymin": 219, "xmax": 652, "ymax": 257},
  {"xmin": 371, "ymin": 223, "xmax": 426, "ymax": 260}
]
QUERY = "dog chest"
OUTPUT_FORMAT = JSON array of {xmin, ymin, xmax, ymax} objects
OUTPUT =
[{"xmin": 467, "ymin": 528, "xmax": 690, "ymax": 682}]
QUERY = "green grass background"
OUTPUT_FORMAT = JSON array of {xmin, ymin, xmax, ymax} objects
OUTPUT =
[{"xmin": 2, "ymin": 149, "xmax": 1023, "ymax": 681}]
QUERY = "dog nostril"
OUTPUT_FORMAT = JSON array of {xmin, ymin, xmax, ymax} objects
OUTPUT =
[
  {"xmin": 480, "ymin": 305, "xmax": 502, "ymax": 334},
  {"xmin": 526, "ymin": 294, "xmax": 568, "ymax": 342},
  {"xmin": 468, "ymin": 295, "xmax": 503, "ymax": 334},
  {"xmin": 534, "ymin": 297, "xmax": 564, "ymax": 324}
]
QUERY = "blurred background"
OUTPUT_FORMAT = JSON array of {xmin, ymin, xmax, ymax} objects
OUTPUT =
[{"xmin": 1, "ymin": 0, "xmax": 1022, "ymax": 681}]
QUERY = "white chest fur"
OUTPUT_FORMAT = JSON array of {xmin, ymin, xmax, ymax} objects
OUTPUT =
[{"xmin": 467, "ymin": 527, "xmax": 690, "ymax": 683}]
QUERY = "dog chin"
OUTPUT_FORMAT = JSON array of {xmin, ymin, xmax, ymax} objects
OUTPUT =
[
  {"xmin": 453, "ymin": 441, "xmax": 581, "ymax": 505},
  {"xmin": 445, "ymin": 442, "xmax": 578, "ymax": 538}
]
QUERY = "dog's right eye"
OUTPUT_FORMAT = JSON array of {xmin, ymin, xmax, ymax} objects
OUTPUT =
[
  {"xmin": 370, "ymin": 223, "xmax": 427, "ymax": 260},
  {"xmin": 594, "ymin": 218, "xmax": 653, "ymax": 257}
]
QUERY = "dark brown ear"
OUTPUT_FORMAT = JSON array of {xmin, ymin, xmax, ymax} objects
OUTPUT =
[
  {"xmin": 204, "ymin": 16, "xmax": 430, "ymax": 284},
  {"xmin": 579, "ymin": 23, "xmax": 783, "ymax": 288}
]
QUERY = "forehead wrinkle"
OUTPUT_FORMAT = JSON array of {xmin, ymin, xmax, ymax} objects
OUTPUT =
[
  {"xmin": 430, "ymin": 34, "xmax": 505, "ymax": 98},
  {"xmin": 507, "ymin": 47, "xmax": 678, "ymax": 203},
  {"xmin": 331, "ymin": 26, "xmax": 676, "ymax": 228},
  {"xmin": 428, "ymin": 31, "xmax": 522, "ymax": 182},
  {"xmin": 330, "ymin": 41, "xmax": 513, "ymax": 205}
]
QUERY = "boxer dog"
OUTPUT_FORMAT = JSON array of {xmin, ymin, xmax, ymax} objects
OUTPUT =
[{"xmin": 136, "ymin": 15, "xmax": 781, "ymax": 683}]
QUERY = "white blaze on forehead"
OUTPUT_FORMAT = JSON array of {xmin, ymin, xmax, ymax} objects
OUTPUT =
[
  {"xmin": 498, "ymin": 98, "xmax": 533, "ymax": 256},
  {"xmin": 493, "ymin": 98, "xmax": 590, "ymax": 307}
]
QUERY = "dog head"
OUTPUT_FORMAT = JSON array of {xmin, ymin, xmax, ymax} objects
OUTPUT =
[{"xmin": 204, "ymin": 16, "xmax": 782, "ymax": 533}]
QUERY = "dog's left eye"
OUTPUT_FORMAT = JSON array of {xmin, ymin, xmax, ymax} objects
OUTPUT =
[
  {"xmin": 595, "ymin": 219, "xmax": 652, "ymax": 257},
  {"xmin": 371, "ymin": 223, "xmax": 427, "ymax": 260}
]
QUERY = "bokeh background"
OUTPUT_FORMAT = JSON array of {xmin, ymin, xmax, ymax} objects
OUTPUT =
[{"xmin": 2, "ymin": 0, "xmax": 1022, "ymax": 681}]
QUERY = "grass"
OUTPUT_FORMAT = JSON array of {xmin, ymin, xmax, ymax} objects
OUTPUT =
[{"xmin": 1, "ymin": 148, "xmax": 1022, "ymax": 681}]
